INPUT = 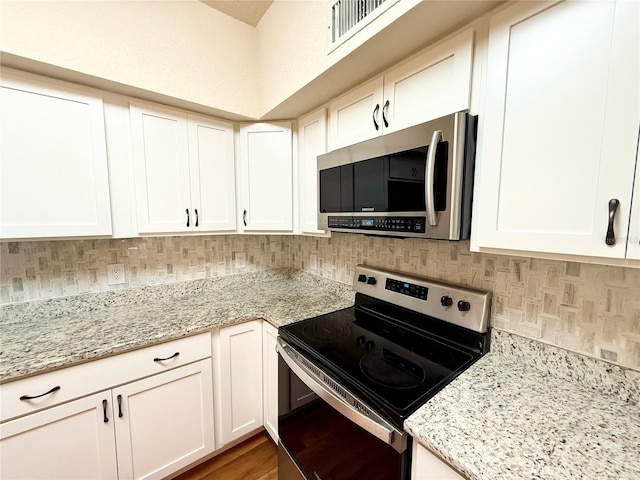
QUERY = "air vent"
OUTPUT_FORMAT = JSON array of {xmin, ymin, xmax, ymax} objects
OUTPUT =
[{"xmin": 331, "ymin": 0, "xmax": 388, "ymax": 43}]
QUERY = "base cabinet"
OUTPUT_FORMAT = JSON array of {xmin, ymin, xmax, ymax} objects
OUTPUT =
[
  {"xmin": 214, "ymin": 320, "xmax": 264, "ymax": 446},
  {"xmin": 113, "ymin": 360, "xmax": 215, "ymax": 480},
  {"xmin": 262, "ymin": 322, "xmax": 279, "ymax": 444},
  {"xmin": 0, "ymin": 391, "xmax": 119, "ymax": 480},
  {"xmin": 411, "ymin": 442, "xmax": 465, "ymax": 480}
]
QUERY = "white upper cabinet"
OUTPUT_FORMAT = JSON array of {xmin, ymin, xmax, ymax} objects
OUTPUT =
[
  {"xmin": 328, "ymin": 29, "xmax": 474, "ymax": 151},
  {"xmin": 238, "ymin": 122, "xmax": 293, "ymax": 232},
  {"xmin": 473, "ymin": 0, "xmax": 639, "ymax": 261},
  {"xmin": 298, "ymin": 108, "xmax": 328, "ymax": 234},
  {"xmin": 130, "ymin": 101, "xmax": 235, "ymax": 235},
  {"xmin": 0, "ymin": 69, "xmax": 112, "ymax": 239}
]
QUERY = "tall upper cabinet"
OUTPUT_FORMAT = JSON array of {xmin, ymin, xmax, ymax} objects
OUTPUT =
[
  {"xmin": 328, "ymin": 29, "xmax": 474, "ymax": 151},
  {"xmin": 0, "ymin": 69, "xmax": 112, "ymax": 239},
  {"xmin": 473, "ymin": 0, "xmax": 639, "ymax": 262},
  {"xmin": 298, "ymin": 109, "xmax": 328, "ymax": 234},
  {"xmin": 130, "ymin": 101, "xmax": 236, "ymax": 235},
  {"xmin": 238, "ymin": 122, "xmax": 293, "ymax": 232}
]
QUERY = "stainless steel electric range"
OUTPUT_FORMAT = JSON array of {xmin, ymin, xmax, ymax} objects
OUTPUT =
[{"xmin": 277, "ymin": 265, "xmax": 491, "ymax": 480}]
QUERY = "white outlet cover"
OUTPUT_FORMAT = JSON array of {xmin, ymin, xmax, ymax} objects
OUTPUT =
[{"xmin": 107, "ymin": 263, "xmax": 126, "ymax": 285}]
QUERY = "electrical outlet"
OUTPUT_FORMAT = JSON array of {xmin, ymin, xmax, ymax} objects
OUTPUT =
[{"xmin": 107, "ymin": 263, "xmax": 126, "ymax": 285}]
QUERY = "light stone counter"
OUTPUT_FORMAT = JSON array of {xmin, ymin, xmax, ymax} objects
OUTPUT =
[
  {"xmin": 405, "ymin": 330, "xmax": 640, "ymax": 480},
  {"xmin": 0, "ymin": 269, "xmax": 354, "ymax": 382}
]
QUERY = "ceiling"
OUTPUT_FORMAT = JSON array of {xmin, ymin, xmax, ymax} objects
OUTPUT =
[{"xmin": 199, "ymin": 0, "xmax": 274, "ymax": 27}]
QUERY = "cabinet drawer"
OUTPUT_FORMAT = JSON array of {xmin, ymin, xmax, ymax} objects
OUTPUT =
[{"xmin": 0, "ymin": 332, "xmax": 211, "ymax": 422}]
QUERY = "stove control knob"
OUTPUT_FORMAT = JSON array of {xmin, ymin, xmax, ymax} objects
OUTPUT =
[
  {"xmin": 457, "ymin": 300, "xmax": 471, "ymax": 312},
  {"xmin": 365, "ymin": 340, "xmax": 375, "ymax": 351},
  {"xmin": 366, "ymin": 276, "xmax": 377, "ymax": 285},
  {"xmin": 357, "ymin": 274, "xmax": 367, "ymax": 283},
  {"xmin": 356, "ymin": 335, "xmax": 366, "ymax": 346},
  {"xmin": 440, "ymin": 295, "xmax": 453, "ymax": 307}
]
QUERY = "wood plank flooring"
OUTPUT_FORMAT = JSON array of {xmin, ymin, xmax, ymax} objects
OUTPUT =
[{"xmin": 173, "ymin": 432, "xmax": 277, "ymax": 480}]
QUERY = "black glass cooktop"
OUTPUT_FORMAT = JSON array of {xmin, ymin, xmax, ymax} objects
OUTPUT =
[{"xmin": 279, "ymin": 303, "xmax": 479, "ymax": 428}]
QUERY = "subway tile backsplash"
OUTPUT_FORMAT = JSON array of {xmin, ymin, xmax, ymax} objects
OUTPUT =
[{"xmin": 2, "ymin": 233, "xmax": 639, "ymax": 371}]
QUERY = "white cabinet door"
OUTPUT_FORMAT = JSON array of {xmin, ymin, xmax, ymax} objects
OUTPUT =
[
  {"xmin": 328, "ymin": 77, "xmax": 383, "ymax": 151},
  {"xmin": 383, "ymin": 29, "xmax": 473, "ymax": 134},
  {"xmin": 114, "ymin": 360, "xmax": 215, "ymax": 480},
  {"xmin": 262, "ymin": 322, "xmax": 279, "ymax": 444},
  {"xmin": 187, "ymin": 114, "xmax": 236, "ymax": 232},
  {"xmin": 238, "ymin": 123, "xmax": 293, "ymax": 232},
  {"xmin": 298, "ymin": 108, "xmax": 328, "ymax": 234},
  {"xmin": 411, "ymin": 442, "xmax": 465, "ymax": 480},
  {"xmin": 131, "ymin": 102, "xmax": 236, "ymax": 234},
  {"xmin": 0, "ymin": 391, "xmax": 118, "ymax": 480},
  {"xmin": 217, "ymin": 320, "xmax": 264, "ymax": 445},
  {"xmin": 0, "ymin": 69, "xmax": 112, "ymax": 239},
  {"xmin": 474, "ymin": 0, "xmax": 639, "ymax": 259},
  {"xmin": 130, "ymin": 102, "xmax": 192, "ymax": 234},
  {"xmin": 327, "ymin": 30, "xmax": 474, "ymax": 151}
]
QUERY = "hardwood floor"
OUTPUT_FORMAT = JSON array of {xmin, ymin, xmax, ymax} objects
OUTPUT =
[{"xmin": 173, "ymin": 432, "xmax": 278, "ymax": 480}]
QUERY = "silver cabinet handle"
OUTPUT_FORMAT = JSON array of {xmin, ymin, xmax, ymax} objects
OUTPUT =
[{"xmin": 425, "ymin": 129, "xmax": 443, "ymax": 226}]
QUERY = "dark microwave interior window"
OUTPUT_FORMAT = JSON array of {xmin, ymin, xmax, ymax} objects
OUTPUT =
[
  {"xmin": 354, "ymin": 156, "xmax": 388, "ymax": 212},
  {"xmin": 319, "ymin": 143, "xmax": 447, "ymax": 213}
]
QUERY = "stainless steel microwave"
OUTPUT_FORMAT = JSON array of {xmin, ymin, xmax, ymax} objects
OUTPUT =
[{"xmin": 317, "ymin": 111, "xmax": 477, "ymax": 240}]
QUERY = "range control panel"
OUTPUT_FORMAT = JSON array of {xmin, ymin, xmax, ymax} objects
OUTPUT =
[
  {"xmin": 385, "ymin": 278, "xmax": 428, "ymax": 300},
  {"xmin": 353, "ymin": 264, "xmax": 491, "ymax": 334}
]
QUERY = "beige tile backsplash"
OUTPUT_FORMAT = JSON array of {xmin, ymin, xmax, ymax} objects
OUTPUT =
[{"xmin": 2, "ymin": 233, "xmax": 639, "ymax": 371}]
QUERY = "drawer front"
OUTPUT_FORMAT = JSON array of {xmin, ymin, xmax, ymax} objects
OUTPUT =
[{"xmin": 1, "ymin": 332, "xmax": 211, "ymax": 422}]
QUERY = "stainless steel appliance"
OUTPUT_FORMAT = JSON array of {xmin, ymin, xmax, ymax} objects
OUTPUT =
[
  {"xmin": 277, "ymin": 265, "xmax": 491, "ymax": 480},
  {"xmin": 317, "ymin": 112, "xmax": 477, "ymax": 240}
]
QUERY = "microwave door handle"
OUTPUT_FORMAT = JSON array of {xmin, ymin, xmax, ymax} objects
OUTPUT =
[{"xmin": 426, "ymin": 130, "xmax": 443, "ymax": 226}]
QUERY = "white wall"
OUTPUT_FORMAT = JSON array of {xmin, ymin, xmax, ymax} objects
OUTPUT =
[{"xmin": 0, "ymin": 0, "xmax": 259, "ymax": 118}]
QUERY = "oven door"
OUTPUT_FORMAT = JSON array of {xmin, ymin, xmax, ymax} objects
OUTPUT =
[{"xmin": 277, "ymin": 338, "xmax": 410, "ymax": 480}]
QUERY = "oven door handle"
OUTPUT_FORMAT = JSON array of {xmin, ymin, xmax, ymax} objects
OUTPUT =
[{"xmin": 277, "ymin": 337, "xmax": 407, "ymax": 453}]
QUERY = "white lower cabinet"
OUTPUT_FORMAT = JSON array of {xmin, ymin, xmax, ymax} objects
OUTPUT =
[
  {"xmin": 0, "ymin": 334, "xmax": 214, "ymax": 480},
  {"xmin": 214, "ymin": 320, "xmax": 264, "ymax": 446},
  {"xmin": 262, "ymin": 322, "xmax": 279, "ymax": 444},
  {"xmin": 411, "ymin": 442, "xmax": 465, "ymax": 480},
  {"xmin": 0, "ymin": 391, "xmax": 119, "ymax": 480},
  {"xmin": 113, "ymin": 360, "xmax": 215, "ymax": 480}
]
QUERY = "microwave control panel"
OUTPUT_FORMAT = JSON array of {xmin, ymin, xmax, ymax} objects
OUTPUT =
[{"xmin": 327, "ymin": 216, "xmax": 426, "ymax": 233}]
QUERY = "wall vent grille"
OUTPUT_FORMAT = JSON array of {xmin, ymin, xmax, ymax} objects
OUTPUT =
[{"xmin": 331, "ymin": 0, "xmax": 388, "ymax": 43}]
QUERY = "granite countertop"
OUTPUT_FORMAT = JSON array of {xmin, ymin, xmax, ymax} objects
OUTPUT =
[
  {"xmin": 0, "ymin": 268, "xmax": 354, "ymax": 382},
  {"xmin": 405, "ymin": 330, "xmax": 640, "ymax": 480}
]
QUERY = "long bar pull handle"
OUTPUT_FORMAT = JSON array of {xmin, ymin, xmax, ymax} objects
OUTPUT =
[
  {"xmin": 372, "ymin": 104, "xmax": 380, "ymax": 131},
  {"xmin": 186, "ymin": 208, "xmax": 190, "ymax": 228},
  {"xmin": 606, "ymin": 199, "xmax": 620, "ymax": 246},
  {"xmin": 153, "ymin": 352, "xmax": 179, "ymax": 362},
  {"xmin": 382, "ymin": 100, "xmax": 389, "ymax": 128},
  {"xmin": 102, "ymin": 399, "xmax": 109, "ymax": 423},
  {"xmin": 425, "ymin": 130, "xmax": 443, "ymax": 226},
  {"xmin": 243, "ymin": 209, "xmax": 247, "ymax": 227},
  {"xmin": 117, "ymin": 394, "xmax": 123, "ymax": 418},
  {"xmin": 19, "ymin": 385, "xmax": 61, "ymax": 401},
  {"xmin": 194, "ymin": 208, "xmax": 199, "ymax": 227}
]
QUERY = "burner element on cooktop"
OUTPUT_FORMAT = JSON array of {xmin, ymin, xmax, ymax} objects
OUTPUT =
[
  {"xmin": 302, "ymin": 318, "xmax": 351, "ymax": 343},
  {"xmin": 360, "ymin": 348, "xmax": 427, "ymax": 389}
]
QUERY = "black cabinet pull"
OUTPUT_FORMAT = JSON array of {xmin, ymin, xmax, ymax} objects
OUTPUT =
[
  {"xmin": 243, "ymin": 209, "xmax": 247, "ymax": 227},
  {"xmin": 117, "ymin": 394, "xmax": 123, "ymax": 418},
  {"xmin": 186, "ymin": 208, "xmax": 190, "ymax": 227},
  {"xmin": 372, "ymin": 104, "xmax": 380, "ymax": 131},
  {"xmin": 194, "ymin": 208, "xmax": 199, "ymax": 227},
  {"xmin": 605, "ymin": 199, "xmax": 620, "ymax": 246},
  {"xmin": 102, "ymin": 399, "xmax": 109, "ymax": 423},
  {"xmin": 19, "ymin": 385, "xmax": 60, "ymax": 401},
  {"xmin": 153, "ymin": 352, "xmax": 179, "ymax": 362},
  {"xmin": 382, "ymin": 100, "xmax": 389, "ymax": 128}
]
